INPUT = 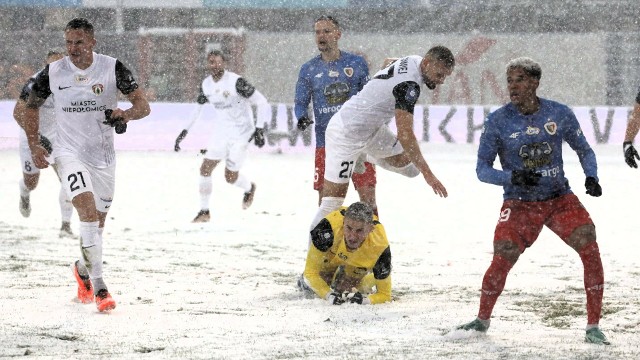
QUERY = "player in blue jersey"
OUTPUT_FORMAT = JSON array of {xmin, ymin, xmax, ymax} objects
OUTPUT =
[
  {"xmin": 623, "ymin": 88, "xmax": 640, "ymax": 167},
  {"xmin": 294, "ymin": 15, "xmax": 378, "ymax": 212},
  {"xmin": 456, "ymin": 57, "xmax": 609, "ymax": 345}
]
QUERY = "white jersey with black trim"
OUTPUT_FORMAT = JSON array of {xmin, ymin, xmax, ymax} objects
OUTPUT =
[
  {"xmin": 198, "ymin": 71, "xmax": 268, "ymax": 138},
  {"xmin": 48, "ymin": 54, "xmax": 119, "ymax": 168},
  {"xmin": 338, "ymin": 55, "xmax": 424, "ymax": 139}
]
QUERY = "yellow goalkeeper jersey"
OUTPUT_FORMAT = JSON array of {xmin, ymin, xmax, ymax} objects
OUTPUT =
[{"xmin": 303, "ymin": 208, "xmax": 391, "ymax": 304}]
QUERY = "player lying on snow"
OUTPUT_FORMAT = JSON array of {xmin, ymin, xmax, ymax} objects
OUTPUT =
[{"xmin": 298, "ymin": 202, "xmax": 391, "ymax": 305}]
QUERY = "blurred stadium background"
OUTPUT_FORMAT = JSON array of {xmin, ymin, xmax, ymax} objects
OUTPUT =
[{"xmin": 0, "ymin": 0, "xmax": 639, "ymax": 106}]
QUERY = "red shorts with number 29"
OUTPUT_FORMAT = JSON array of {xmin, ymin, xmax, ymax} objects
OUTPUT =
[{"xmin": 493, "ymin": 193, "xmax": 594, "ymax": 252}]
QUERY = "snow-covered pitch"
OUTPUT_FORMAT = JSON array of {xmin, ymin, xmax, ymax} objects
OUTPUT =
[{"xmin": 0, "ymin": 144, "xmax": 637, "ymax": 359}]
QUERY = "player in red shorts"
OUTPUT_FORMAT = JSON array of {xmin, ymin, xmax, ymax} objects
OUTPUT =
[
  {"xmin": 456, "ymin": 57, "xmax": 609, "ymax": 345},
  {"xmin": 294, "ymin": 15, "xmax": 378, "ymax": 213}
]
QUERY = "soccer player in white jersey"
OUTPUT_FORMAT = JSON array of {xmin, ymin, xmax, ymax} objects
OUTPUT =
[
  {"xmin": 19, "ymin": 18, "xmax": 150, "ymax": 312},
  {"xmin": 307, "ymin": 46, "xmax": 455, "ymax": 234},
  {"xmin": 174, "ymin": 50, "xmax": 269, "ymax": 223},
  {"xmin": 13, "ymin": 49, "xmax": 75, "ymax": 238}
]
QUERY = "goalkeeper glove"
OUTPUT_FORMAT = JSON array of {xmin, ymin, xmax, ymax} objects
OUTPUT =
[
  {"xmin": 624, "ymin": 141, "xmax": 639, "ymax": 168},
  {"xmin": 511, "ymin": 169, "xmax": 541, "ymax": 186},
  {"xmin": 297, "ymin": 116, "xmax": 314, "ymax": 131},
  {"xmin": 326, "ymin": 292, "xmax": 345, "ymax": 305},
  {"xmin": 249, "ymin": 128, "xmax": 265, "ymax": 148},
  {"xmin": 344, "ymin": 292, "xmax": 365, "ymax": 304},
  {"xmin": 585, "ymin": 177, "xmax": 602, "ymax": 197},
  {"xmin": 174, "ymin": 129, "xmax": 188, "ymax": 152}
]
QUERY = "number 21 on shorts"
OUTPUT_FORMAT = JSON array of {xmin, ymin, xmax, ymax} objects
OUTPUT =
[{"xmin": 68, "ymin": 171, "xmax": 88, "ymax": 193}]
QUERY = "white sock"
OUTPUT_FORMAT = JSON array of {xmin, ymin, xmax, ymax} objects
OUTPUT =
[
  {"xmin": 19, "ymin": 179, "xmax": 30, "ymax": 197},
  {"xmin": 59, "ymin": 187, "xmax": 73, "ymax": 222},
  {"xmin": 79, "ymin": 221, "xmax": 102, "ymax": 280},
  {"xmin": 233, "ymin": 173, "xmax": 252, "ymax": 193},
  {"xmin": 199, "ymin": 176, "xmax": 212, "ymax": 210}
]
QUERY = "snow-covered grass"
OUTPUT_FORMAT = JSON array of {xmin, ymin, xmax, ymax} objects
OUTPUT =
[{"xmin": 0, "ymin": 144, "xmax": 638, "ymax": 359}]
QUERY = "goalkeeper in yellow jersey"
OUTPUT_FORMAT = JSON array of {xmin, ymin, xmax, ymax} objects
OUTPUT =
[{"xmin": 298, "ymin": 202, "xmax": 391, "ymax": 305}]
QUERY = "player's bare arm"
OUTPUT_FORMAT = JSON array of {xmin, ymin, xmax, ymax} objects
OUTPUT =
[
  {"xmin": 12, "ymin": 99, "xmax": 28, "ymax": 131},
  {"xmin": 111, "ymin": 88, "xmax": 150, "ymax": 122},
  {"xmin": 624, "ymin": 102, "xmax": 640, "ymax": 142},
  {"xmin": 22, "ymin": 93, "xmax": 49, "ymax": 169},
  {"xmin": 395, "ymin": 109, "xmax": 447, "ymax": 198}
]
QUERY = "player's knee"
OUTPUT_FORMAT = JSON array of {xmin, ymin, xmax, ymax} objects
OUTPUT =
[
  {"xmin": 200, "ymin": 160, "xmax": 216, "ymax": 176},
  {"xmin": 400, "ymin": 163, "xmax": 420, "ymax": 177},
  {"xmin": 494, "ymin": 240, "xmax": 521, "ymax": 263},
  {"xmin": 566, "ymin": 224, "xmax": 596, "ymax": 252},
  {"xmin": 24, "ymin": 174, "xmax": 39, "ymax": 190},
  {"xmin": 225, "ymin": 172, "xmax": 238, "ymax": 184}
]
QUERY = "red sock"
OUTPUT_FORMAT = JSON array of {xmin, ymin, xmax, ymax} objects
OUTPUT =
[
  {"xmin": 478, "ymin": 255, "xmax": 514, "ymax": 320},
  {"xmin": 579, "ymin": 242, "xmax": 604, "ymax": 325}
]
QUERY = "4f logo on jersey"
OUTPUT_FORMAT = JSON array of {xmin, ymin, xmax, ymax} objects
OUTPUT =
[
  {"xmin": 544, "ymin": 121, "xmax": 557, "ymax": 135},
  {"xmin": 343, "ymin": 67, "xmax": 354, "ymax": 77},
  {"xmin": 328, "ymin": 70, "xmax": 339, "ymax": 77},
  {"xmin": 223, "ymin": 91, "xmax": 230, "ymax": 98},
  {"xmin": 509, "ymin": 132, "xmax": 520, "ymax": 139},
  {"xmin": 525, "ymin": 126, "xmax": 540, "ymax": 135},
  {"xmin": 74, "ymin": 74, "xmax": 89, "ymax": 84},
  {"xmin": 92, "ymin": 84, "xmax": 104, "ymax": 96}
]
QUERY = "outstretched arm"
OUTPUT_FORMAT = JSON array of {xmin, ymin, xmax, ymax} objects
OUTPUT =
[{"xmin": 395, "ymin": 109, "xmax": 447, "ymax": 197}]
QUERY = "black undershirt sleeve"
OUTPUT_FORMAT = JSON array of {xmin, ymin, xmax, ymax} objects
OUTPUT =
[{"xmin": 115, "ymin": 60, "xmax": 139, "ymax": 95}]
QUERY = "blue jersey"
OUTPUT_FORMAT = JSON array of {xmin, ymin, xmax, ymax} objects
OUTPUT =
[
  {"xmin": 294, "ymin": 51, "xmax": 369, "ymax": 147},
  {"xmin": 477, "ymin": 98, "xmax": 598, "ymax": 201}
]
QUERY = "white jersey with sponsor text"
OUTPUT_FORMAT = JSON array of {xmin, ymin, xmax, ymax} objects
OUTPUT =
[
  {"xmin": 200, "ymin": 71, "xmax": 266, "ymax": 138},
  {"xmin": 49, "ymin": 54, "xmax": 118, "ymax": 168},
  {"xmin": 338, "ymin": 55, "xmax": 424, "ymax": 139}
]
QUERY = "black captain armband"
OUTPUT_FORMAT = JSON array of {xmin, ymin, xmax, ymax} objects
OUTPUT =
[
  {"xmin": 236, "ymin": 78, "xmax": 256, "ymax": 98},
  {"xmin": 373, "ymin": 246, "xmax": 391, "ymax": 280},
  {"xmin": 392, "ymin": 81, "xmax": 421, "ymax": 114},
  {"xmin": 310, "ymin": 218, "xmax": 334, "ymax": 252}
]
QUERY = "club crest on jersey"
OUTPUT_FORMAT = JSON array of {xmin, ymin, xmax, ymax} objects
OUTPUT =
[
  {"xmin": 74, "ymin": 74, "xmax": 89, "ymax": 84},
  {"xmin": 92, "ymin": 84, "xmax": 104, "ymax": 96},
  {"xmin": 544, "ymin": 121, "xmax": 557, "ymax": 135},
  {"xmin": 328, "ymin": 70, "xmax": 340, "ymax": 78},
  {"xmin": 343, "ymin": 67, "xmax": 354, "ymax": 77},
  {"xmin": 525, "ymin": 126, "xmax": 540, "ymax": 135}
]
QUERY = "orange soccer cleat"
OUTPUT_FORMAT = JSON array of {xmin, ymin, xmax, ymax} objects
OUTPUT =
[
  {"xmin": 71, "ymin": 261, "xmax": 94, "ymax": 304},
  {"xmin": 95, "ymin": 289, "xmax": 116, "ymax": 312}
]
